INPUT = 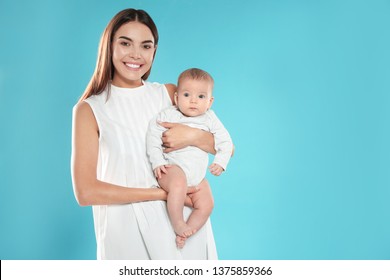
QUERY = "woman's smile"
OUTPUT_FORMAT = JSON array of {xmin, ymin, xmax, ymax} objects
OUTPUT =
[{"xmin": 124, "ymin": 62, "xmax": 142, "ymax": 70}]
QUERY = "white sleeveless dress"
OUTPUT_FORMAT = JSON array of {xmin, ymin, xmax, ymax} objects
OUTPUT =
[{"xmin": 84, "ymin": 81, "xmax": 218, "ymax": 260}]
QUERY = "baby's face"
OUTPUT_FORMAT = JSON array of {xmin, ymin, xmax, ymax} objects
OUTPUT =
[{"xmin": 175, "ymin": 79, "xmax": 214, "ymax": 117}]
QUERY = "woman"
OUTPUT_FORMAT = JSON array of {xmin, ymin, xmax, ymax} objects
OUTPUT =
[{"xmin": 71, "ymin": 8, "xmax": 218, "ymax": 259}]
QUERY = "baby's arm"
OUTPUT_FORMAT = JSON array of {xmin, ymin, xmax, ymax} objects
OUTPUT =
[{"xmin": 208, "ymin": 110, "xmax": 234, "ymax": 172}]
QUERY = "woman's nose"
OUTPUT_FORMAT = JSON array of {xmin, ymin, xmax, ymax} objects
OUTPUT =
[{"xmin": 129, "ymin": 46, "xmax": 141, "ymax": 59}]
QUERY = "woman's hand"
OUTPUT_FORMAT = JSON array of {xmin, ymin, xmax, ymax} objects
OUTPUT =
[
  {"xmin": 159, "ymin": 122, "xmax": 216, "ymax": 154},
  {"xmin": 184, "ymin": 185, "xmax": 199, "ymax": 208},
  {"xmin": 185, "ymin": 179, "xmax": 213, "ymax": 209},
  {"xmin": 159, "ymin": 122, "xmax": 197, "ymax": 153}
]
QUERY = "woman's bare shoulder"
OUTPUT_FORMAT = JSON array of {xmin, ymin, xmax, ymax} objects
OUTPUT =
[
  {"xmin": 73, "ymin": 101, "xmax": 93, "ymax": 116},
  {"xmin": 72, "ymin": 101, "xmax": 97, "ymax": 128},
  {"xmin": 164, "ymin": 83, "xmax": 177, "ymax": 104}
]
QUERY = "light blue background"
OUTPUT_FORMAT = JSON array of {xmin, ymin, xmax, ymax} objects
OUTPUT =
[{"xmin": 0, "ymin": 0, "xmax": 389, "ymax": 260}]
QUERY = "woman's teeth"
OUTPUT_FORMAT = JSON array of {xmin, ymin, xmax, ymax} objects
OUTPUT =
[{"xmin": 126, "ymin": 63, "xmax": 141, "ymax": 69}]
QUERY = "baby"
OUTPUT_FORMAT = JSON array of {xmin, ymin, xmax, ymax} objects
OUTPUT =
[{"xmin": 146, "ymin": 68, "xmax": 233, "ymax": 248}]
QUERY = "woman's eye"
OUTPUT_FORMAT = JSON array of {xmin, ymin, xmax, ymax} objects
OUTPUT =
[
  {"xmin": 143, "ymin": 44, "xmax": 153, "ymax": 49},
  {"xmin": 120, "ymin": 41, "xmax": 130, "ymax": 46}
]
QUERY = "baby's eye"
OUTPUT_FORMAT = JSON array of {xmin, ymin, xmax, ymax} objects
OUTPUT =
[
  {"xmin": 199, "ymin": 94, "xmax": 206, "ymax": 99},
  {"xmin": 183, "ymin": 93, "xmax": 190, "ymax": 97}
]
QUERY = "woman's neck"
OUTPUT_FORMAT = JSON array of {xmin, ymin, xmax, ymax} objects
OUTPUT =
[{"xmin": 111, "ymin": 77, "xmax": 143, "ymax": 88}]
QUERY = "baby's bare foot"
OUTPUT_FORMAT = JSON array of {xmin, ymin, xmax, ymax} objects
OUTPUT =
[
  {"xmin": 174, "ymin": 222, "xmax": 197, "ymax": 238},
  {"xmin": 176, "ymin": 235, "xmax": 186, "ymax": 249},
  {"xmin": 174, "ymin": 223, "xmax": 198, "ymax": 249}
]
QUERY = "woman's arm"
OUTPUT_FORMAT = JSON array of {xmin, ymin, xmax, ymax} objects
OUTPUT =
[
  {"xmin": 71, "ymin": 102, "xmax": 167, "ymax": 206},
  {"xmin": 163, "ymin": 83, "xmax": 216, "ymax": 154}
]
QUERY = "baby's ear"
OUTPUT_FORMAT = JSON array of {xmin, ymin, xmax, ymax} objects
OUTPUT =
[
  {"xmin": 208, "ymin": 96, "xmax": 214, "ymax": 109},
  {"xmin": 174, "ymin": 92, "xmax": 178, "ymax": 105}
]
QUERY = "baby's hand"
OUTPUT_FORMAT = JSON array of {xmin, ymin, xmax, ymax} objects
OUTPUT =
[
  {"xmin": 154, "ymin": 165, "xmax": 171, "ymax": 179},
  {"xmin": 209, "ymin": 163, "xmax": 224, "ymax": 176}
]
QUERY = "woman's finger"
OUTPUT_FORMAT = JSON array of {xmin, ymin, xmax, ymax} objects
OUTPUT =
[{"xmin": 186, "ymin": 186, "xmax": 199, "ymax": 194}]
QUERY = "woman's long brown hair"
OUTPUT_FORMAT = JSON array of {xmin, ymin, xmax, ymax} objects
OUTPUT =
[{"xmin": 78, "ymin": 9, "xmax": 159, "ymax": 102}]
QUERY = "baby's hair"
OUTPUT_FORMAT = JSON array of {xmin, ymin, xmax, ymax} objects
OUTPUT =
[{"xmin": 177, "ymin": 68, "xmax": 214, "ymax": 88}]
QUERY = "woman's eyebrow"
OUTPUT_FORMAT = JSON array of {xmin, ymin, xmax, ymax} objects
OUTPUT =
[{"xmin": 118, "ymin": 36, "xmax": 154, "ymax": 44}]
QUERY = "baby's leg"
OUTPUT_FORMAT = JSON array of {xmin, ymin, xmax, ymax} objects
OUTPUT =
[
  {"xmin": 158, "ymin": 165, "xmax": 196, "ymax": 238},
  {"xmin": 174, "ymin": 179, "xmax": 214, "ymax": 249},
  {"xmin": 186, "ymin": 179, "xmax": 214, "ymax": 233}
]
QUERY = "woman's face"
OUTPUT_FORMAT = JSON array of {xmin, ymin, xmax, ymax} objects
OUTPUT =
[{"xmin": 111, "ymin": 21, "xmax": 156, "ymax": 88}]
